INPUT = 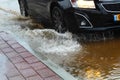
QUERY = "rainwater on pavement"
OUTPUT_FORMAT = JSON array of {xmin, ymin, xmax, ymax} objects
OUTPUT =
[{"xmin": 0, "ymin": 0, "xmax": 120, "ymax": 80}]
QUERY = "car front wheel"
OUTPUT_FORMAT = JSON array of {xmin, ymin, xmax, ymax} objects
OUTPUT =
[{"xmin": 51, "ymin": 7, "xmax": 67, "ymax": 33}]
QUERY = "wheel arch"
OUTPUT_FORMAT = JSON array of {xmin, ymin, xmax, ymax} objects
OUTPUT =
[
  {"xmin": 50, "ymin": 0, "xmax": 77, "ymax": 32},
  {"xmin": 50, "ymin": 0, "xmax": 72, "ymax": 16}
]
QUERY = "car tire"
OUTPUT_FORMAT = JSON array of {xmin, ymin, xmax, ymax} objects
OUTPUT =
[
  {"xmin": 19, "ymin": 0, "xmax": 28, "ymax": 17},
  {"xmin": 51, "ymin": 7, "xmax": 67, "ymax": 33}
]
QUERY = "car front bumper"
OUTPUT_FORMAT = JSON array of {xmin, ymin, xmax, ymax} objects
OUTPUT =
[{"xmin": 73, "ymin": 9, "xmax": 120, "ymax": 32}]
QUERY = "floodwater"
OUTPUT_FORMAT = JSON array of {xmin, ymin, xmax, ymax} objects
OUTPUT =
[
  {"xmin": 65, "ymin": 39, "xmax": 120, "ymax": 80},
  {"xmin": 0, "ymin": 0, "xmax": 120, "ymax": 80}
]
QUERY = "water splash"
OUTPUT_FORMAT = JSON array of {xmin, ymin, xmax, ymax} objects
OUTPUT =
[
  {"xmin": 0, "ymin": 3, "xmax": 81, "ymax": 56},
  {"xmin": 23, "ymin": 29, "xmax": 81, "ymax": 55},
  {"xmin": 76, "ymin": 31, "xmax": 114, "ymax": 42}
]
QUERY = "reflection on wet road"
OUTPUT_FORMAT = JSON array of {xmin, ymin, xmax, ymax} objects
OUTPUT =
[
  {"xmin": 66, "ymin": 39, "xmax": 120, "ymax": 79},
  {"xmin": 0, "ymin": 0, "xmax": 120, "ymax": 80}
]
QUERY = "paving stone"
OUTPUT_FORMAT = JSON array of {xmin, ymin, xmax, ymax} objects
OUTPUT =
[
  {"xmin": 9, "ymin": 56, "xmax": 24, "ymax": 63},
  {"xmin": 44, "ymin": 75, "xmax": 63, "ymax": 80},
  {"xmin": 1, "ymin": 47, "xmax": 14, "ymax": 53},
  {"xmin": 6, "ymin": 60, "xmax": 15, "ymax": 69},
  {"xmin": 7, "ymin": 40, "xmax": 17, "ymax": 45},
  {"xmin": 25, "ymin": 56, "xmax": 39, "ymax": 64},
  {"xmin": 5, "ymin": 51, "xmax": 19, "ymax": 58},
  {"xmin": 1, "ymin": 35, "xmax": 11, "ymax": 41},
  {"xmin": 20, "ymin": 51, "xmax": 32, "ymax": 58},
  {"xmin": 6, "ymin": 68, "xmax": 20, "ymax": 77},
  {"xmin": 15, "ymin": 61, "xmax": 31, "ymax": 70},
  {"xmin": 26, "ymin": 75, "xmax": 43, "ymax": 80},
  {"xmin": 37, "ymin": 68, "xmax": 56, "ymax": 78},
  {"xmin": 0, "ymin": 33, "xmax": 14, "ymax": 41},
  {"xmin": 20, "ymin": 68, "xmax": 37, "ymax": 78},
  {"xmin": 0, "ymin": 43, "xmax": 10, "ymax": 49},
  {"xmin": 15, "ymin": 47, "xmax": 27, "ymax": 53},
  {"xmin": 11, "ymin": 43, "xmax": 22, "ymax": 49},
  {"xmin": 31, "ymin": 62, "xmax": 47, "ymax": 70},
  {"xmin": 0, "ymin": 40, "xmax": 6, "ymax": 45},
  {"xmin": 9, "ymin": 75, "xmax": 25, "ymax": 80}
]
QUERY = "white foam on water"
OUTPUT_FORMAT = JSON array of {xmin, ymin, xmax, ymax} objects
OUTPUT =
[{"xmin": 22, "ymin": 29, "xmax": 81, "ymax": 56}]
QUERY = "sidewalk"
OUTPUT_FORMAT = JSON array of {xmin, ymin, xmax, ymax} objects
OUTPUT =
[{"xmin": 0, "ymin": 31, "xmax": 62, "ymax": 80}]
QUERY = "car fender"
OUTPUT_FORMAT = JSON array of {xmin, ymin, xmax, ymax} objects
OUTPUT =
[{"xmin": 50, "ymin": 0, "xmax": 72, "ymax": 10}]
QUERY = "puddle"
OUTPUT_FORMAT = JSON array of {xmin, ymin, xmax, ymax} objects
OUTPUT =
[{"xmin": 65, "ymin": 39, "xmax": 120, "ymax": 80}]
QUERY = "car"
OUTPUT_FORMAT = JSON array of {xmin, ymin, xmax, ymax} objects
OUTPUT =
[{"xmin": 18, "ymin": 0, "xmax": 120, "ymax": 33}]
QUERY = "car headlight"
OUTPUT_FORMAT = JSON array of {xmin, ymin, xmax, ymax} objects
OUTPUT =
[{"xmin": 70, "ymin": 0, "xmax": 95, "ymax": 9}]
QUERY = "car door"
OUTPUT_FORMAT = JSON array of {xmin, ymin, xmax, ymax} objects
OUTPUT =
[
  {"xmin": 37, "ymin": 0, "xmax": 50, "ymax": 19},
  {"xmin": 25, "ymin": 0, "xmax": 39, "ymax": 17},
  {"xmin": 26, "ymin": 0, "xmax": 50, "ymax": 19}
]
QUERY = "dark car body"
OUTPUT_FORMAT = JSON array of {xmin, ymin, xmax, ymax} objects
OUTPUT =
[{"xmin": 18, "ymin": 0, "xmax": 120, "ymax": 33}]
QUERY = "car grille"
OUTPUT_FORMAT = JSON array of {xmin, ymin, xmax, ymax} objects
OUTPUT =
[{"xmin": 102, "ymin": 3, "xmax": 120, "ymax": 12}]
